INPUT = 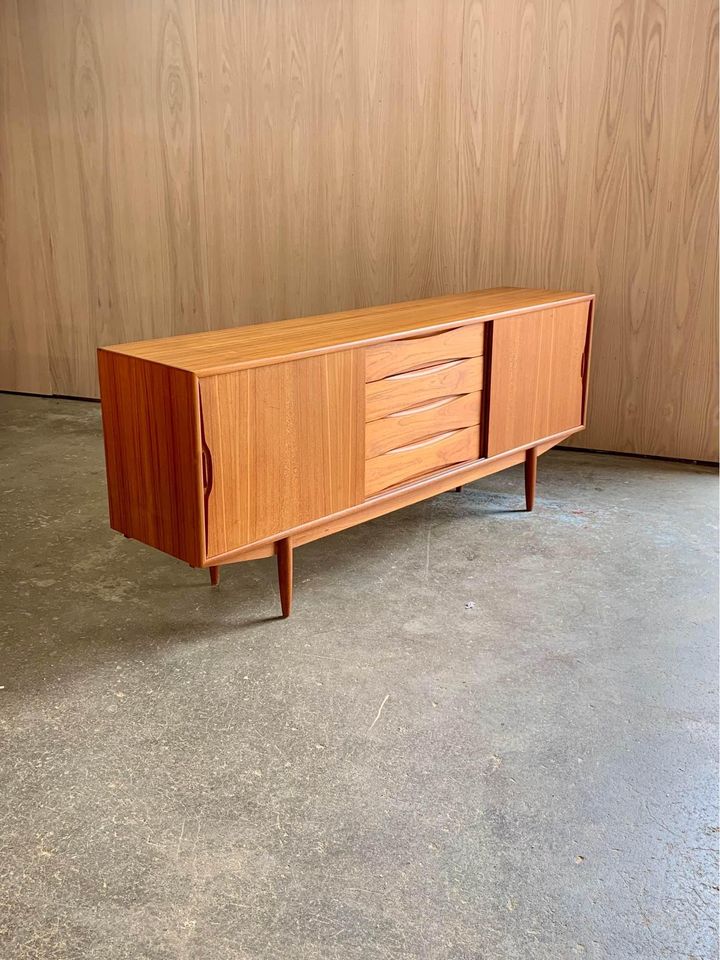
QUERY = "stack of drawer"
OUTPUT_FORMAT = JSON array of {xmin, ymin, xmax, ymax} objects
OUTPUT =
[{"xmin": 363, "ymin": 324, "xmax": 485, "ymax": 497}]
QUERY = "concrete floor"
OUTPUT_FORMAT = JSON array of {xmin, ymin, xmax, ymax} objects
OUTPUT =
[{"xmin": 0, "ymin": 393, "xmax": 717, "ymax": 960}]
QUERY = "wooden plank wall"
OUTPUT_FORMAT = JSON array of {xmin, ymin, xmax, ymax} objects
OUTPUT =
[{"xmin": 1, "ymin": 0, "xmax": 717, "ymax": 460}]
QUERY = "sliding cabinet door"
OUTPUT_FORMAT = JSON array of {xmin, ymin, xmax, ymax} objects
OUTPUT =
[
  {"xmin": 487, "ymin": 302, "xmax": 591, "ymax": 456},
  {"xmin": 199, "ymin": 351, "xmax": 364, "ymax": 557}
]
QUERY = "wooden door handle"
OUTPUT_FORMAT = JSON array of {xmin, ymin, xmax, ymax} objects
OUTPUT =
[{"xmin": 202, "ymin": 443, "xmax": 213, "ymax": 495}]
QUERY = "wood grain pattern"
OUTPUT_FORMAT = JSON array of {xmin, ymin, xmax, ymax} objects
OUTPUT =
[
  {"xmin": 0, "ymin": 0, "xmax": 51, "ymax": 393},
  {"xmin": 1, "ymin": 0, "xmax": 716, "ymax": 459},
  {"xmin": 199, "ymin": 351, "xmax": 364, "ymax": 556},
  {"xmin": 365, "ymin": 391, "xmax": 482, "ymax": 459},
  {"xmin": 486, "ymin": 303, "xmax": 590, "ymax": 456},
  {"xmin": 12, "ymin": 0, "xmax": 208, "ymax": 397},
  {"xmin": 365, "ymin": 323, "xmax": 484, "ymax": 382},
  {"xmin": 157, "ymin": 0, "xmax": 209, "ymax": 334},
  {"xmin": 365, "ymin": 424, "xmax": 481, "ymax": 497},
  {"xmin": 103, "ymin": 287, "xmax": 584, "ymax": 375},
  {"xmin": 97, "ymin": 349, "xmax": 204, "ymax": 566},
  {"xmin": 97, "ymin": 288, "xmax": 591, "ymax": 610},
  {"xmin": 212, "ymin": 437, "xmax": 568, "ymax": 566},
  {"xmin": 366, "ymin": 356, "xmax": 484, "ymax": 422}
]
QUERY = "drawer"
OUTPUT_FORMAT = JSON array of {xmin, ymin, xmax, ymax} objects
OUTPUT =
[
  {"xmin": 365, "ymin": 355, "xmax": 484, "ymax": 422},
  {"xmin": 366, "ymin": 424, "xmax": 481, "ymax": 497},
  {"xmin": 365, "ymin": 323, "xmax": 484, "ymax": 382},
  {"xmin": 366, "ymin": 391, "xmax": 482, "ymax": 459}
]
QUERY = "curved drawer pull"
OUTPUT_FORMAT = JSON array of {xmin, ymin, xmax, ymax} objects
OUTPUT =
[
  {"xmin": 365, "ymin": 424, "xmax": 481, "ymax": 497},
  {"xmin": 383, "ymin": 358, "xmax": 464, "ymax": 382},
  {"xmin": 365, "ymin": 391, "xmax": 482, "ymax": 458},
  {"xmin": 365, "ymin": 354, "xmax": 484, "ymax": 422},
  {"xmin": 385, "ymin": 430, "xmax": 458, "ymax": 456},
  {"xmin": 365, "ymin": 322, "xmax": 484, "ymax": 382},
  {"xmin": 387, "ymin": 395, "xmax": 459, "ymax": 418}
]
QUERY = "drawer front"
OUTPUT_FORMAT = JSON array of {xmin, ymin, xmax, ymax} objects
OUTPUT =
[
  {"xmin": 366, "ymin": 391, "xmax": 482, "ymax": 459},
  {"xmin": 366, "ymin": 425, "xmax": 481, "ymax": 497},
  {"xmin": 366, "ymin": 355, "xmax": 484, "ymax": 422},
  {"xmin": 365, "ymin": 324, "xmax": 484, "ymax": 382}
]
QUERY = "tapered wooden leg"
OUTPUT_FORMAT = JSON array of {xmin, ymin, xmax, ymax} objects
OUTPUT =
[
  {"xmin": 276, "ymin": 538, "xmax": 293, "ymax": 618},
  {"xmin": 525, "ymin": 447, "xmax": 538, "ymax": 511},
  {"xmin": 209, "ymin": 565, "xmax": 220, "ymax": 586}
]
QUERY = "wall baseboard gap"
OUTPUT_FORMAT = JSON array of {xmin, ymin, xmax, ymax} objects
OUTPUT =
[{"xmin": 560, "ymin": 445, "xmax": 719, "ymax": 469}]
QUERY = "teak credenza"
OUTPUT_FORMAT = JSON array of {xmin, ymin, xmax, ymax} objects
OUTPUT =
[{"xmin": 98, "ymin": 287, "xmax": 594, "ymax": 616}]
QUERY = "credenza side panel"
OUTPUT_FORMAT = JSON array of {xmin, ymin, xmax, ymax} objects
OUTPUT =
[
  {"xmin": 97, "ymin": 351, "xmax": 205, "ymax": 566},
  {"xmin": 486, "ymin": 302, "xmax": 590, "ymax": 456},
  {"xmin": 200, "ymin": 350, "xmax": 364, "ymax": 557}
]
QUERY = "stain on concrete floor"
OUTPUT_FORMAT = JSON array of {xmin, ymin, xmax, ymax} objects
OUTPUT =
[{"xmin": 0, "ymin": 394, "xmax": 718, "ymax": 960}]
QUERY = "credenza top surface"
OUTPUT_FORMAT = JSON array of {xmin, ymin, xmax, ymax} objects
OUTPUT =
[{"xmin": 101, "ymin": 286, "xmax": 593, "ymax": 377}]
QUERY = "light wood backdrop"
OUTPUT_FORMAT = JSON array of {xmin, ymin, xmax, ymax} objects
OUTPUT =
[{"xmin": 1, "ymin": 0, "xmax": 717, "ymax": 460}]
